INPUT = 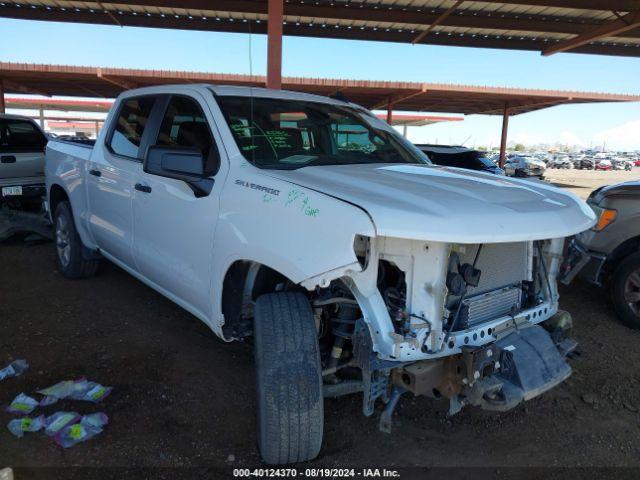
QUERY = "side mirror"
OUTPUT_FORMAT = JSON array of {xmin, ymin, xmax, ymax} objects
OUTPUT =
[{"xmin": 144, "ymin": 146, "xmax": 214, "ymax": 197}]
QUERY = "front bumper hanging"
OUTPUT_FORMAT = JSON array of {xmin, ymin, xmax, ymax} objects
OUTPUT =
[{"xmin": 458, "ymin": 322, "xmax": 574, "ymax": 414}]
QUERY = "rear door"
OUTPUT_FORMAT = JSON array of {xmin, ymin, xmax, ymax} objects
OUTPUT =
[
  {"xmin": 86, "ymin": 95, "xmax": 163, "ymax": 269},
  {"xmin": 132, "ymin": 93, "xmax": 224, "ymax": 316},
  {"xmin": 0, "ymin": 117, "xmax": 47, "ymax": 181}
]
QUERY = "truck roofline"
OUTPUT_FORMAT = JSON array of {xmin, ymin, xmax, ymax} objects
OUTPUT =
[{"xmin": 113, "ymin": 83, "xmax": 353, "ymax": 108}]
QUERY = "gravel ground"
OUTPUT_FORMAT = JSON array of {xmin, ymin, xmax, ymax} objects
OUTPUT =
[
  {"xmin": 545, "ymin": 168, "xmax": 640, "ymax": 200},
  {"xmin": 1, "ymin": 242, "xmax": 640, "ymax": 474}
]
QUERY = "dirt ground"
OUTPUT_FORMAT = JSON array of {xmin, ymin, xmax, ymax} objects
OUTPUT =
[
  {"xmin": 2, "ymin": 172, "xmax": 640, "ymax": 475},
  {"xmin": 545, "ymin": 167, "xmax": 640, "ymax": 200}
]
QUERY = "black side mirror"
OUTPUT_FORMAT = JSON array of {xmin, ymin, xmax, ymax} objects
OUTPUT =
[{"xmin": 144, "ymin": 146, "xmax": 214, "ymax": 197}]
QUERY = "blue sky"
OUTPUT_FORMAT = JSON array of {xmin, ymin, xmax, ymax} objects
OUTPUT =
[{"xmin": 1, "ymin": 18, "xmax": 639, "ymax": 150}]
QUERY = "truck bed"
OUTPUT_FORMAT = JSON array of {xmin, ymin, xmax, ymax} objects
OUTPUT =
[{"xmin": 47, "ymin": 138, "xmax": 94, "ymax": 163}]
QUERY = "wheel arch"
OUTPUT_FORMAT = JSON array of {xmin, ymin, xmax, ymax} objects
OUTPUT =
[
  {"xmin": 219, "ymin": 259, "xmax": 299, "ymax": 340},
  {"xmin": 604, "ymin": 234, "xmax": 640, "ymax": 281},
  {"xmin": 48, "ymin": 183, "xmax": 69, "ymax": 220},
  {"xmin": 49, "ymin": 182, "xmax": 100, "ymax": 262}
]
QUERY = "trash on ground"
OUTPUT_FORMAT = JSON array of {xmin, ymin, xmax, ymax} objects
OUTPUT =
[
  {"xmin": 54, "ymin": 412, "xmax": 108, "ymax": 448},
  {"xmin": 72, "ymin": 381, "xmax": 113, "ymax": 403},
  {"xmin": 4, "ymin": 379, "xmax": 112, "ymax": 448},
  {"xmin": 44, "ymin": 411, "xmax": 81, "ymax": 436},
  {"xmin": 37, "ymin": 378, "xmax": 113, "ymax": 404},
  {"xmin": 0, "ymin": 359, "xmax": 28, "ymax": 381},
  {"xmin": 6, "ymin": 393, "xmax": 39, "ymax": 415},
  {"xmin": 37, "ymin": 380, "xmax": 75, "ymax": 400},
  {"xmin": 80, "ymin": 412, "xmax": 109, "ymax": 429},
  {"xmin": 7, "ymin": 415, "xmax": 45, "ymax": 438},
  {"xmin": 0, "ymin": 467, "xmax": 14, "ymax": 480},
  {"xmin": 39, "ymin": 395, "xmax": 59, "ymax": 407}
]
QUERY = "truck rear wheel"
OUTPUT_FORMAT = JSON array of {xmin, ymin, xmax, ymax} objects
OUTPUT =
[
  {"xmin": 254, "ymin": 292, "xmax": 323, "ymax": 464},
  {"xmin": 611, "ymin": 253, "xmax": 640, "ymax": 329},
  {"xmin": 53, "ymin": 201, "xmax": 99, "ymax": 279}
]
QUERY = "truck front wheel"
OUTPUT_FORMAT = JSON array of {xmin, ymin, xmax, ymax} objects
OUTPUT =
[
  {"xmin": 254, "ymin": 292, "xmax": 324, "ymax": 464},
  {"xmin": 53, "ymin": 201, "xmax": 99, "ymax": 279}
]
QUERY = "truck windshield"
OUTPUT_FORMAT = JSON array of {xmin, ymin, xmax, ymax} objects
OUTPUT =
[{"xmin": 215, "ymin": 96, "xmax": 430, "ymax": 169}]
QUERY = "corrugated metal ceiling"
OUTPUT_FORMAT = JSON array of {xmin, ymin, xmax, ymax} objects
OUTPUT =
[{"xmin": 1, "ymin": 1, "xmax": 639, "ymax": 54}]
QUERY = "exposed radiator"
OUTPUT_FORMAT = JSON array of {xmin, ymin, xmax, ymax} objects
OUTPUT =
[
  {"xmin": 460, "ymin": 285, "xmax": 522, "ymax": 329},
  {"xmin": 458, "ymin": 242, "xmax": 530, "ymax": 295}
]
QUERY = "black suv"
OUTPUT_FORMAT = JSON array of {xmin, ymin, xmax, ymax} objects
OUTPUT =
[{"xmin": 416, "ymin": 145, "xmax": 504, "ymax": 175}]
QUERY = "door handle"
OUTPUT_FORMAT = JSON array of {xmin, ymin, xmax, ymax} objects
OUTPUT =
[
  {"xmin": 89, "ymin": 169, "xmax": 102, "ymax": 177},
  {"xmin": 1, "ymin": 155, "xmax": 16, "ymax": 164},
  {"xmin": 135, "ymin": 183, "xmax": 152, "ymax": 193}
]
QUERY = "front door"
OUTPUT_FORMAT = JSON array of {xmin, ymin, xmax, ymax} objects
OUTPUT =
[{"xmin": 132, "ymin": 93, "xmax": 224, "ymax": 317}]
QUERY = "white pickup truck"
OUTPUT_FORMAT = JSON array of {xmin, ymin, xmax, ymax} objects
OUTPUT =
[{"xmin": 46, "ymin": 85, "xmax": 595, "ymax": 464}]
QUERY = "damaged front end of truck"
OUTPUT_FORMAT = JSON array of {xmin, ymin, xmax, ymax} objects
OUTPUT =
[{"xmin": 304, "ymin": 234, "xmax": 579, "ymax": 430}]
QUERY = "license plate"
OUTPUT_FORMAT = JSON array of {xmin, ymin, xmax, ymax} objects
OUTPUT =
[{"xmin": 2, "ymin": 186, "xmax": 23, "ymax": 197}]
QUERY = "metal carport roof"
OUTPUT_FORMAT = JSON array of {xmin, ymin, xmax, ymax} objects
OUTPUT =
[
  {"xmin": 1, "ymin": 62, "xmax": 638, "ymax": 117},
  {"xmin": 1, "ymin": 1, "xmax": 639, "ymax": 57}
]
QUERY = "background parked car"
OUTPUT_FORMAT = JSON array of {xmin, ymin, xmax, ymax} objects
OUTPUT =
[
  {"xmin": 595, "ymin": 159, "xmax": 613, "ymax": 171},
  {"xmin": 415, "ymin": 144, "xmax": 505, "ymax": 175},
  {"xmin": 574, "ymin": 157, "xmax": 596, "ymax": 170},
  {"xmin": 533, "ymin": 152, "xmax": 551, "ymax": 165},
  {"xmin": 562, "ymin": 181, "xmax": 640, "ymax": 329},
  {"xmin": 0, "ymin": 114, "xmax": 48, "ymax": 208},
  {"xmin": 503, "ymin": 154, "xmax": 546, "ymax": 178},
  {"xmin": 612, "ymin": 157, "xmax": 633, "ymax": 171},
  {"xmin": 547, "ymin": 155, "xmax": 573, "ymax": 169}
]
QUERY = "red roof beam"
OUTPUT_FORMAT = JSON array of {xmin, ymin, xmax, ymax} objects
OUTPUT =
[
  {"xmin": 464, "ymin": 0, "xmax": 640, "ymax": 11},
  {"xmin": 372, "ymin": 87, "xmax": 428, "ymax": 110},
  {"xmin": 97, "ymin": 68, "xmax": 138, "ymax": 90},
  {"xmin": 412, "ymin": 1, "xmax": 464, "ymax": 45},
  {"xmin": 1, "ymin": 79, "xmax": 51, "ymax": 97},
  {"xmin": 542, "ymin": 11, "xmax": 640, "ymax": 56}
]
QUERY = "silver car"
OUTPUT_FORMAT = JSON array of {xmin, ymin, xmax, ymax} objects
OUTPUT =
[
  {"xmin": 504, "ymin": 154, "xmax": 546, "ymax": 178},
  {"xmin": 0, "ymin": 114, "xmax": 48, "ymax": 205}
]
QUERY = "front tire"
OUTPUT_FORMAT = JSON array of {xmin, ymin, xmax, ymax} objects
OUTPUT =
[
  {"xmin": 54, "ymin": 201, "xmax": 99, "ymax": 279},
  {"xmin": 611, "ymin": 253, "xmax": 640, "ymax": 329},
  {"xmin": 254, "ymin": 292, "xmax": 323, "ymax": 464}
]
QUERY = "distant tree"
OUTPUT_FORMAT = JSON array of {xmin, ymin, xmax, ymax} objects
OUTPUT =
[
  {"xmin": 477, "ymin": 146, "xmax": 488, "ymax": 151},
  {"xmin": 514, "ymin": 143, "xmax": 526, "ymax": 152}
]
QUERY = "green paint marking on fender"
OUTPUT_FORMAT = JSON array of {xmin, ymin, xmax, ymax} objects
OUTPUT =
[
  {"xmin": 285, "ymin": 189, "xmax": 319, "ymax": 217},
  {"xmin": 304, "ymin": 206, "xmax": 320, "ymax": 217},
  {"xmin": 285, "ymin": 189, "xmax": 302, "ymax": 206}
]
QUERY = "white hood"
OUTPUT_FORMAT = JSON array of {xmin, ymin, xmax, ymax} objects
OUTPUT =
[{"xmin": 264, "ymin": 163, "xmax": 596, "ymax": 243}]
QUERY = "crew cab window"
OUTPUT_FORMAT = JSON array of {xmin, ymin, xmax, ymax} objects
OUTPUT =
[
  {"xmin": 109, "ymin": 97, "xmax": 156, "ymax": 158},
  {"xmin": 155, "ymin": 96, "xmax": 219, "ymax": 175},
  {"xmin": 0, "ymin": 118, "xmax": 47, "ymax": 153}
]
